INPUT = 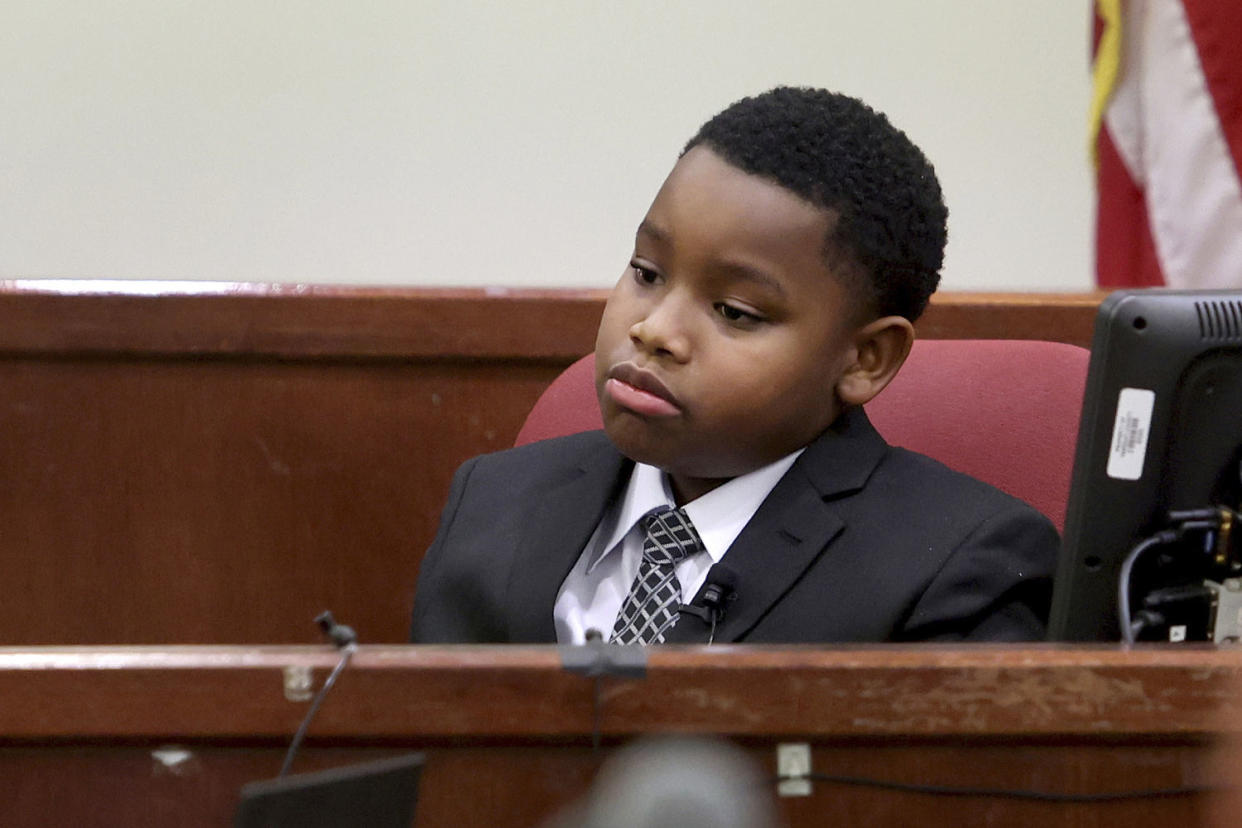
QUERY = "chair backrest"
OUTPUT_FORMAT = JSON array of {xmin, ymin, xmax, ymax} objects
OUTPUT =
[{"xmin": 514, "ymin": 339, "xmax": 1090, "ymax": 530}]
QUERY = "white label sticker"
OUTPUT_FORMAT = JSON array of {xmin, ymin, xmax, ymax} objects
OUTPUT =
[{"xmin": 1106, "ymin": 387, "xmax": 1155, "ymax": 480}]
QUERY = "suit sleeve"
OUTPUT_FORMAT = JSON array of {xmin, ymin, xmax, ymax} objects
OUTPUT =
[
  {"xmin": 898, "ymin": 503, "xmax": 1059, "ymax": 642},
  {"xmin": 409, "ymin": 455, "xmax": 481, "ymax": 643}
]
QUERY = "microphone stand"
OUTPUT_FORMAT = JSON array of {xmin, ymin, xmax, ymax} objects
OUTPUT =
[{"xmin": 560, "ymin": 629, "xmax": 648, "ymax": 750}]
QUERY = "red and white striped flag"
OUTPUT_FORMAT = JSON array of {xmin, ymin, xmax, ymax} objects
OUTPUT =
[{"xmin": 1091, "ymin": 0, "xmax": 1242, "ymax": 288}]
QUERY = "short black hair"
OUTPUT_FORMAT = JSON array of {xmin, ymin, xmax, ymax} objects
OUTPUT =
[{"xmin": 683, "ymin": 86, "xmax": 947, "ymax": 321}]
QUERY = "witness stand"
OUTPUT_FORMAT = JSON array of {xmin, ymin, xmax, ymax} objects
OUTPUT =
[{"xmin": 7, "ymin": 284, "xmax": 1219, "ymax": 827}]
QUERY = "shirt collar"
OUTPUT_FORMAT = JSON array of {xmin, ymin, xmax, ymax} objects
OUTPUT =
[{"xmin": 585, "ymin": 449, "xmax": 805, "ymax": 572}]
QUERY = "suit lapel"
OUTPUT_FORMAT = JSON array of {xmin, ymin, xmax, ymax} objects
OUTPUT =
[
  {"xmin": 665, "ymin": 406, "xmax": 889, "ymax": 643},
  {"xmin": 504, "ymin": 434, "xmax": 631, "ymax": 642}
]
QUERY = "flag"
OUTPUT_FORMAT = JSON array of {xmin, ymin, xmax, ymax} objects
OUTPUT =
[{"xmin": 1091, "ymin": 0, "xmax": 1242, "ymax": 288}]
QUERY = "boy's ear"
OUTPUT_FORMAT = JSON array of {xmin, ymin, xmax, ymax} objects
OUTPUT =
[{"xmin": 835, "ymin": 316, "xmax": 915, "ymax": 406}]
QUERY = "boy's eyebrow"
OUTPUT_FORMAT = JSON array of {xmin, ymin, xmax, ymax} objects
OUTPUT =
[
  {"xmin": 636, "ymin": 220, "xmax": 788, "ymax": 297},
  {"xmin": 715, "ymin": 261, "xmax": 788, "ymax": 298},
  {"xmin": 635, "ymin": 220, "xmax": 668, "ymax": 244}
]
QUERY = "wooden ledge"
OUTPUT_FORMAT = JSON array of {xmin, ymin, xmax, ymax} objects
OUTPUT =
[{"xmin": 0, "ymin": 644, "xmax": 1236, "ymax": 741}]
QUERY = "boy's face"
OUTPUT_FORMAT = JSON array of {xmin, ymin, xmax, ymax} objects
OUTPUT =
[{"xmin": 595, "ymin": 146, "xmax": 865, "ymax": 503}]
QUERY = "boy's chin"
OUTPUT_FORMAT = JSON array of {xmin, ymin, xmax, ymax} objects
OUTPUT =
[
  {"xmin": 601, "ymin": 420, "xmax": 668, "ymax": 468},
  {"xmin": 602, "ymin": 421, "xmax": 750, "ymax": 482}
]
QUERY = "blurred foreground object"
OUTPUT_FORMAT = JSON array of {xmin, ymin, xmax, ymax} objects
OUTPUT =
[{"xmin": 544, "ymin": 737, "xmax": 777, "ymax": 828}]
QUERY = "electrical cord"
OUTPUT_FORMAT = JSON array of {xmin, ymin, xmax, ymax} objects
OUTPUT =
[
  {"xmin": 1117, "ymin": 509, "xmax": 1237, "ymax": 643},
  {"xmin": 1117, "ymin": 530, "xmax": 1179, "ymax": 644},
  {"xmin": 774, "ymin": 772, "xmax": 1221, "ymax": 802}
]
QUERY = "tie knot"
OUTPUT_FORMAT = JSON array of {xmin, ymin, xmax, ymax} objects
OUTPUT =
[{"xmin": 641, "ymin": 507, "xmax": 703, "ymax": 565}]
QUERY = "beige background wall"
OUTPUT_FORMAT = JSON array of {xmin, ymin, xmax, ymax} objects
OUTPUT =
[{"xmin": 1, "ymin": 2, "xmax": 1092, "ymax": 291}]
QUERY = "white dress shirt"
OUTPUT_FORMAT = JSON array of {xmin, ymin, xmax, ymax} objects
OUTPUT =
[{"xmin": 553, "ymin": 450, "xmax": 804, "ymax": 644}]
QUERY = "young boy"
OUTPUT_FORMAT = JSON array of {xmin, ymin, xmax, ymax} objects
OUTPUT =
[{"xmin": 411, "ymin": 87, "xmax": 1057, "ymax": 645}]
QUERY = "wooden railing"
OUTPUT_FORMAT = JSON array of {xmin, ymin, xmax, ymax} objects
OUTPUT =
[{"xmin": 0, "ymin": 644, "xmax": 1237, "ymax": 827}]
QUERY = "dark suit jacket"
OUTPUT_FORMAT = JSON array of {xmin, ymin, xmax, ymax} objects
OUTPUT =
[{"xmin": 410, "ymin": 406, "xmax": 1058, "ymax": 644}]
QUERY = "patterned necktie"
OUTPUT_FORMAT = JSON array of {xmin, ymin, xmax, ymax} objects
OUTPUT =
[{"xmin": 610, "ymin": 506, "xmax": 705, "ymax": 645}]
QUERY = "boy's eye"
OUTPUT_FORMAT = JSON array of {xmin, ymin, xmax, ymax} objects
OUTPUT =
[
  {"xmin": 631, "ymin": 263, "xmax": 660, "ymax": 285},
  {"xmin": 715, "ymin": 303, "xmax": 763, "ymax": 325}
]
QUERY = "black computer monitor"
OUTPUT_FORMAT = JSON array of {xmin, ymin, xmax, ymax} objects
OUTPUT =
[
  {"xmin": 235, "ymin": 753, "xmax": 424, "ymax": 828},
  {"xmin": 1048, "ymin": 289, "xmax": 1242, "ymax": 642}
]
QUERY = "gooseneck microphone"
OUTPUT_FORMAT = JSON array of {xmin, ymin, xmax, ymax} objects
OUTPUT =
[
  {"xmin": 279, "ymin": 611, "xmax": 359, "ymax": 777},
  {"xmin": 679, "ymin": 564, "xmax": 738, "ymax": 644},
  {"xmin": 315, "ymin": 610, "xmax": 358, "ymax": 649}
]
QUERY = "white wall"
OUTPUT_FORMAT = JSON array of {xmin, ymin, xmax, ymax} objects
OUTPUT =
[{"xmin": 0, "ymin": 2, "xmax": 1093, "ymax": 291}]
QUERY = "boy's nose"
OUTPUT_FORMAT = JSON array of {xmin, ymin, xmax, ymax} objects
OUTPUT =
[{"xmin": 629, "ymin": 298, "xmax": 691, "ymax": 362}]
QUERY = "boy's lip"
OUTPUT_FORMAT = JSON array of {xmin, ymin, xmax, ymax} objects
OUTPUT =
[{"xmin": 605, "ymin": 363, "xmax": 682, "ymax": 416}]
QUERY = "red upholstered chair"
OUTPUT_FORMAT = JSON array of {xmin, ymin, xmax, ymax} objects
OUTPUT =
[{"xmin": 514, "ymin": 340, "xmax": 1090, "ymax": 531}]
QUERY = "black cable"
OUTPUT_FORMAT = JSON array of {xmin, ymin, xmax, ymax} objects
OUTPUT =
[
  {"xmin": 1116, "ymin": 511, "xmax": 1232, "ymax": 644},
  {"xmin": 774, "ymin": 772, "xmax": 1220, "ymax": 803},
  {"xmin": 1117, "ymin": 530, "xmax": 1179, "ymax": 644}
]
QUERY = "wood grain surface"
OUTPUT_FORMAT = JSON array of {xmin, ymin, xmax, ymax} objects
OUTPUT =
[{"xmin": 0, "ymin": 643, "xmax": 1235, "ymax": 828}]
